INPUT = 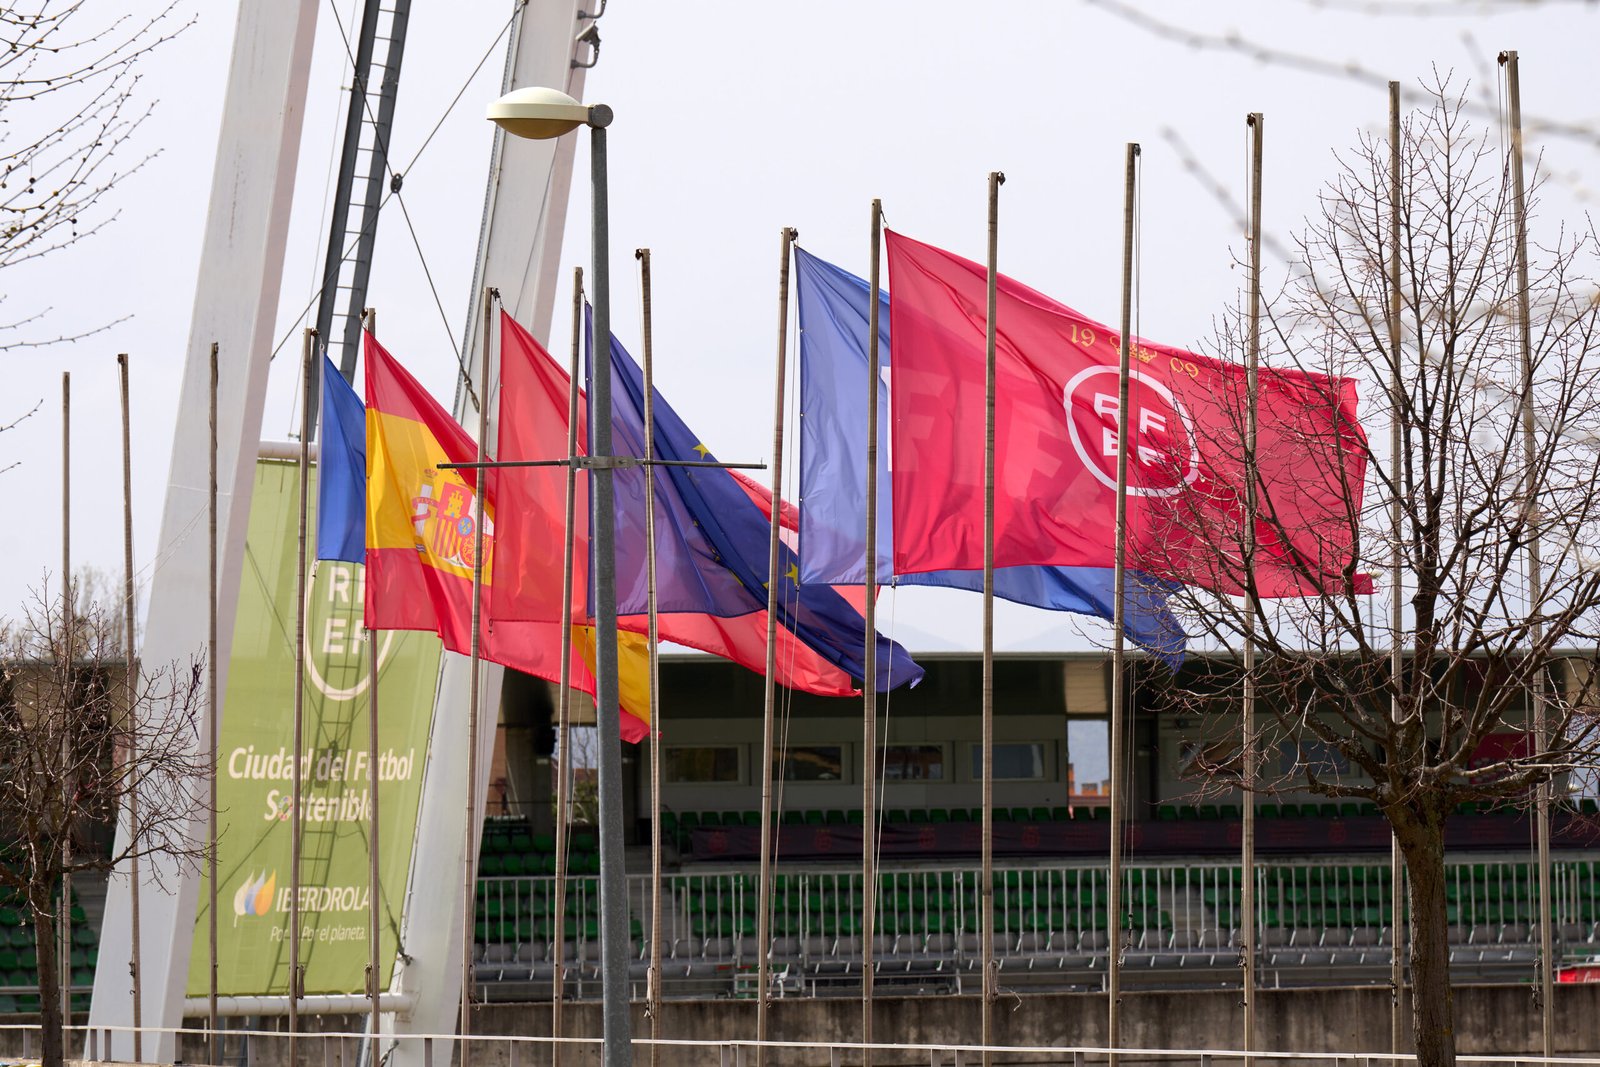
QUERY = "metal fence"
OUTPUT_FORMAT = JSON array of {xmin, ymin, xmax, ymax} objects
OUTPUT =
[{"xmin": 469, "ymin": 853, "xmax": 1600, "ymax": 998}]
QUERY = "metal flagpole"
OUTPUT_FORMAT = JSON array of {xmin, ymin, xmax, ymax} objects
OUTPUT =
[
  {"xmin": 552, "ymin": 269, "xmax": 583, "ymax": 1067},
  {"xmin": 1385, "ymin": 81, "xmax": 1408, "ymax": 1057},
  {"xmin": 1500, "ymin": 51, "xmax": 1555, "ymax": 1057},
  {"xmin": 363, "ymin": 308, "xmax": 384, "ymax": 1049},
  {"xmin": 980, "ymin": 171, "xmax": 1004, "ymax": 1067},
  {"xmin": 463, "ymin": 287, "xmax": 497, "ymax": 1067},
  {"xmin": 862, "ymin": 198, "xmax": 884, "ymax": 1064},
  {"xmin": 291, "ymin": 328, "xmax": 316, "ymax": 1045},
  {"xmin": 584, "ymin": 112, "xmax": 635, "ymax": 1067},
  {"xmin": 635, "ymin": 248, "xmax": 664, "ymax": 1067},
  {"xmin": 1108, "ymin": 143, "xmax": 1140, "ymax": 1067},
  {"xmin": 208, "ymin": 342, "xmax": 220, "ymax": 1062},
  {"xmin": 59, "ymin": 370, "xmax": 72, "ymax": 1030},
  {"xmin": 1241, "ymin": 113, "xmax": 1263, "ymax": 1065},
  {"xmin": 117, "ymin": 354, "xmax": 143, "ymax": 1063},
  {"xmin": 756, "ymin": 227, "xmax": 797, "ymax": 1063}
]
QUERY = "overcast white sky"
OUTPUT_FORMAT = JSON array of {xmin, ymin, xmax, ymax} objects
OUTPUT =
[{"xmin": 4, "ymin": 0, "xmax": 1597, "ymax": 654}]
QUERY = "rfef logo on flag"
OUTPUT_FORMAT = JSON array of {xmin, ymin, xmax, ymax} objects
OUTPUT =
[{"xmin": 1063, "ymin": 365, "xmax": 1200, "ymax": 498}]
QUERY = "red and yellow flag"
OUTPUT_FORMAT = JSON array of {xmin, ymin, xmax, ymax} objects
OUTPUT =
[{"xmin": 363, "ymin": 332, "xmax": 649, "ymax": 740}]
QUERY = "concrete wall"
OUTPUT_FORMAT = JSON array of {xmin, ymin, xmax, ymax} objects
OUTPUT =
[{"xmin": 2, "ymin": 986, "xmax": 1590, "ymax": 1066}]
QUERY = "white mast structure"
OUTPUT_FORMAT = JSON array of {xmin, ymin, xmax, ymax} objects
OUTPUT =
[{"xmin": 88, "ymin": 3, "xmax": 594, "ymax": 1063}]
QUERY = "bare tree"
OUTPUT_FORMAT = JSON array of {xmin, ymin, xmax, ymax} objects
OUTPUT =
[
  {"xmin": 0, "ymin": 583, "xmax": 207, "ymax": 1067},
  {"xmin": 1153, "ymin": 82, "xmax": 1600, "ymax": 1067}
]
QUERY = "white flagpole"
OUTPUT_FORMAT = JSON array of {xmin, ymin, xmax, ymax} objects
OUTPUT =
[
  {"xmin": 552, "ymin": 269, "xmax": 583, "ymax": 1067},
  {"xmin": 756, "ymin": 227, "xmax": 797, "ymax": 1063},
  {"xmin": 1107, "ymin": 143, "xmax": 1140, "ymax": 1067},
  {"xmin": 1242, "ymin": 113, "xmax": 1264, "ymax": 1065},
  {"xmin": 462, "ymin": 287, "xmax": 496, "ymax": 1067},
  {"xmin": 861, "ymin": 198, "xmax": 883, "ymax": 1064},
  {"xmin": 635, "ymin": 248, "xmax": 664, "ymax": 1067},
  {"xmin": 980, "ymin": 170, "xmax": 1004, "ymax": 1067}
]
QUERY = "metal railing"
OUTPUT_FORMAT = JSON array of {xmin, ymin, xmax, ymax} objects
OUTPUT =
[{"xmin": 468, "ymin": 853, "xmax": 1600, "ymax": 998}]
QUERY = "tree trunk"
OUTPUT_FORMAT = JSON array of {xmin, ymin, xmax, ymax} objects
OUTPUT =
[
  {"xmin": 31, "ymin": 884, "xmax": 65, "ymax": 1067},
  {"xmin": 1398, "ymin": 814, "xmax": 1456, "ymax": 1067}
]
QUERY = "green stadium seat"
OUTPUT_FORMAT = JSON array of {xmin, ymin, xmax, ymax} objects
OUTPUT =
[
  {"xmin": 1338, "ymin": 803, "xmax": 1359, "ymax": 819},
  {"xmin": 802, "ymin": 810, "xmax": 824, "ymax": 826},
  {"xmin": 1030, "ymin": 807, "xmax": 1051, "ymax": 822},
  {"xmin": 909, "ymin": 809, "xmax": 930, "ymax": 824},
  {"xmin": 929, "ymin": 808, "xmax": 951, "ymax": 823},
  {"xmin": 825, "ymin": 810, "xmax": 847, "ymax": 827},
  {"xmin": 1196, "ymin": 805, "xmax": 1219, "ymax": 820},
  {"xmin": 947, "ymin": 807, "xmax": 971, "ymax": 822},
  {"xmin": 1010, "ymin": 807, "xmax": 1031, "ymax": 822},
  {"xmin": 1258, "ymin": 804, "xmax": 1280, "ymax": 819},
  {"xmin": 532, "ymin": 832, "xmax": 556, "ymax": 853},
  {"xmin": 741, "ymin": 811, "xmax": 760, "ymax": 827},
  {"xmin": 1156, "ymin": 805, "xmax": 1179, "ymax": 822},
  {"xmin": 886, "ymin": 810, "xmax": 909, "ymax": 824},
  {"xmin": 1051, "ymin": 806, "xmax": 1071, "ymax": 822},
  {"xmin": 847, "ymin": 809, "xmax": 865, "ymax": 826},
  {"xmin": 1317, "ymin": 803, "xmax": 1339, "ymax": 819}
]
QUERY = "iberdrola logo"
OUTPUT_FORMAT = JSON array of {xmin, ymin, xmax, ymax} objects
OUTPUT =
[{"xmin": 232, "ymin": 870, "xmax": 277, "ymax": 920}]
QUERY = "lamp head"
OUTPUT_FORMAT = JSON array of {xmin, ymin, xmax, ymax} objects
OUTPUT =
[{"xmin": 487, "ymin": 86, "xmax": 594, "ymax": 140}]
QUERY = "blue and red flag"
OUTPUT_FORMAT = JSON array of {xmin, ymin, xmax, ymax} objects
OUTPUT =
[
  {"xmin": 590, "ymin": 311, "xmax": 924, "ymax": 692},
  {"xmin": 793, "ymin": 248, "xmax": 1186, "ymax": 667}
]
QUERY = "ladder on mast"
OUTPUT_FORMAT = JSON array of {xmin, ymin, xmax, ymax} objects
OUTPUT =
[{"xmin": 310, "ymin": 0, "xmax": 412, "ymax": 424}]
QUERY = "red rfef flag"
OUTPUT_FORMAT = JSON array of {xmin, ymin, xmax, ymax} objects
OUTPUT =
[
  {"xmin": 886, "ymin": 230, "xmax": 1370, "ymax": 597},
  {"xmin": 363, "ymin": 332, "xmax": 650, "ymax": 740},
  {"xmin": 495, "ymin": 311, "xmax": 861, "ymax": 697}
]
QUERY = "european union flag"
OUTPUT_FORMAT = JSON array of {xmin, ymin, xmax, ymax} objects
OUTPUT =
[
  {"xmin": 591, "ymin": 312, "xmax": 924, "ymax": 691},
  {"xmin": 793, "ymin": 248, "xmax": 1186, "ymax": 668},
  {"xmin": 316, "ymin": 355, "xmax": 366, "ymax": 563}
]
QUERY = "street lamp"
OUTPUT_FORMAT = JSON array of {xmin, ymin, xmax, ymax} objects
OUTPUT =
[{"xmin": 488, "ymin": 86, "xmax": 629, "ymax": 1067}]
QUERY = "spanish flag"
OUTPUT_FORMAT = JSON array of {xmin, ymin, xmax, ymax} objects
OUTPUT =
[{"xmin": 363, "ymin": 332, "xmax": 649, "ymax": 741}]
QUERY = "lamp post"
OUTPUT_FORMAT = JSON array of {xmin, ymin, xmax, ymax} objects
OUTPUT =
[{"xmin": 488, "ymin": 86, "xmax": 630, "ymax": 1067}]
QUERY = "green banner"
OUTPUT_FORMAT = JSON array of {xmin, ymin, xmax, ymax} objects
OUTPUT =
[{"xmin": 189, "ymin": 460, "xmax": 441, "ymax": 996}]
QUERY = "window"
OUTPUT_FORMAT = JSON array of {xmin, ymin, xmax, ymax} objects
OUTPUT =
[
  {"xmin": 1066, "ymin": 719, "xmax": 1109, "ymax": 797},
  {"xmin": 775, "ymin": 745, "xmax": 845, "ymax": 782},
  {"xmin": 972, "ymin": 742, "xmax": 1048, "ymax": 781},
  {"xmin": 664, "ymin": 745, "xmax": 742, "ymax": 784},
  {"xmin": 879, "ymin": 744, "xmax": 946, "ymax": 781}
]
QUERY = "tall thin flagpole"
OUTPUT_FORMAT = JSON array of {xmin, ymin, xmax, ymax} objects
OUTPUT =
[
  {"xmin": 1108, "ymin": 143, "xmax": 1140, "ymax": 1067},
  {"xmin": 757, "ymin": 227, "xmax": 796, "ymax": 1062},
  {"xmin": 862, "ymin": 198, "xmax": 883, "ymax": 1064},
  {"xmin": 463, "ymin": 286, "xmax": 496, "ymax": 1067},
  {"xmin": 552, "ymin": 269, "xmax": 583, "ymax": 1067},
  {"xmin": 635, "ymin": 248, "xmax": 664, "ymax": 1067},
  {"xmin": 1385, "ymin": 81, "xmax": 1408, "ymax": 1057},
  {"xmin": 363, "ymin": 308, "xmax": 384, "ymax": 1050},
  {"xmin": 1241, "ymin": 113, "xmax": 1264, "ymax": 1066},
  {"xmin": 59, "ymin": 370, "xmax": 72, "ymax": 1029},
  {"xmin": 208, "ymin": 341, "xmax": 220, "ymax": 1061},
  {"xmin": 117, "ymin": 354, "xmax": 143, "ymax": 1063},
  {"xmin": 291, "ymin": 329, "xmax": 315, "ymax": 1044},
  {"xmin": 1501, "ymin": 51, "xmax": 1554, "ymax": 1057},
  {"xmin": 980, "ymin": 171, "xmax": 1004, "ymax": 1067}
]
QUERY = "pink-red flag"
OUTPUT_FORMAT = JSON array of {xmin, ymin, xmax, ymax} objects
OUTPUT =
[
  {"xmin": 494, "ymin": 311, "xmax": 862, "ymax": 698},
  {"xmin": 886, "ymin": 230, "xmax": 1370, "ymax": 597}
]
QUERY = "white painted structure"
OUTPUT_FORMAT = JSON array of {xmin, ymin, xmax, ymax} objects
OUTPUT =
[
  {"xmin": 87, "ymin": 1, "xmax": 321, "ymax": 1061},
  {"xmin": 87, "ymin": 1, "xmax": 591, "ymax": 1061}
]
